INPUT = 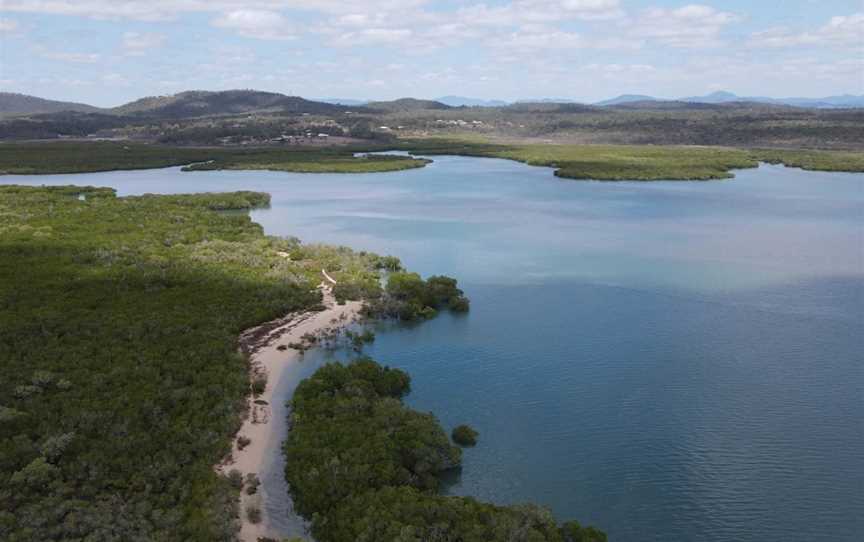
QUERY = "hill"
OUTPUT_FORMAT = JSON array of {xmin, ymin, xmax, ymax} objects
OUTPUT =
[
  {"xmin": 505, "ymin": 101, "xmax": 596, "ymax": 113},
  {"xmin": 595, "ymin": 94, "xmax": 657, "ymax": 106},
  {"xmin": 317, "ymin": 98, "xmax": 369, "ymax": 106},
  {"xmin": 0, "ymin": 92, "xmax": 102, "ymax": 116},
  {"xmin": 681, "ymin": 91, "xmax": 864, "ymax": 109},
  {"xmin": 595, "ymin": 91, "xmax": 864, "ymax": 109},
  {"xmin": 367, "ymin": 98, "xmax": 453, "ymax": 112},
  {"xmin": 111, "ymin": 90, "xmax": 349, "ymax": 118}
]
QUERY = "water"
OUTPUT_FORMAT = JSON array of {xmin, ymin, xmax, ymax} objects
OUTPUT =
[{"xmin": 4, "ymin": 157, "xmax": 862, "ymax": 541}]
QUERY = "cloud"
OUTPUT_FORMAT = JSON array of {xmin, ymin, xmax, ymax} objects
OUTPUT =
[
  {"xmin": 0, "ymin": 1, "xmax": 430, "ymax": 21},
  {"xmin": 331, "ymin": 27, "xmax": 413, "ymax": 47},
  {"xmin": 0, "ymin": 17, "xmax": 19, "ymax": 33},
  {"xmin": 487, "ymin": 22, "xmax": 641, "ymax": 52},
  {"xmin": 630, "ymin": 4, "xmax": 740, "ymax": 48},
  {"xmin": 40, "ymin": 51, "xmax": 101, "ymax": 63},
  {"xmin": 457, "ymin": 0, "xmax": 623, "ymax": 27},
  {"xmin": 750, "ymin": 12, "xmax": 863, "ymax": 49},
  {"xmin": 211, "ymin": 9, "xmax": 295, "ymax": 40},
  {"xmin": 122, "ymin": 32, "xmax": 166, "ymax": 55}
]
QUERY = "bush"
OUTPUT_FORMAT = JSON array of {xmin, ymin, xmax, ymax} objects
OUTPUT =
[
  {"xmin": 245, "ymin": 473, "xmax": 260, "ymax": 495},
  {"xmin": 227, "ymin": 469, "xmax": 244, "ymax": 490},
  {"xmin": 369, "ymin": 272, "xmax": 470, "ymax": 320},
  {"xmin": 246, "ymin": 505, "xmax": 262, "ymax": 524},
  {"xmin": 284, "ymin": 360, "xmax": 605, "ymax": 542},
  {"xmin": 561, "ymin": 521, "xmax": 608, "ymax": 542},
  {"xmin": 237, "ymin": 436, "xmax": 252, "ymax": 450},
  {"xmin": 452, "ymin": 424, "xmax": 479, "ymax": 446},
  {"xmin": 251, "ymin": 373, "xmax": 267, "ymax": 396}
]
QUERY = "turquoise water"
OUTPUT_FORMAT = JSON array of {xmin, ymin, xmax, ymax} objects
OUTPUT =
[{"xmin": 4, "ymin": 157, "xmax": 862, "ymax": 541}]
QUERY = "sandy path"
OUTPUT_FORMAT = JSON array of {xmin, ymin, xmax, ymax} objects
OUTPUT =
[{"xmin": 218, "ymin": 283, "xmax": 361, "ymax": 541}]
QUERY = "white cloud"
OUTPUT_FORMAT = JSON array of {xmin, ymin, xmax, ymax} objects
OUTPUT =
[
  {"xmin": 40, "ymin": 51, "xmax": 101, "ymax": 63},
  {"xmin": 331, "ymin": 27, "xmax": 412, "ymax": 47},
  {"xmin": 211, "ymin": 9, "xmax": 294, "ymax": 40},
  {"xmin": 630, "ymin": 4, "xmax": 740, "ymax": 48},
  {"xmin": 0, "ymin": 1, "xmax": 430, "ymax": 21},
  {"xmin": 457, "ymin": 0, "xmax": 623, "ymax": 27},
  {"xmin": 122, "ymin": 32, "xmax": 165, "ymax": 55},
  {"xmin": 0, "ymin": 17, "xmax": 19, "ymax": 32},
  {"xmin": 750, "ymin": 13, "xmax": 863, "ymax": 49},
  {"xmin": 488, "ymin": 23, "xmax": 641, "ymax": 51}
]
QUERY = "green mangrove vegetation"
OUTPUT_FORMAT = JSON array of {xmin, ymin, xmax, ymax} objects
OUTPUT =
[
  {"xmin": 452, "ymin": 424, "xmax": 479, "ymax": 447},
  {"xmin": 0, "ymin": 184, "xmax": 450, "ymax": 540},
  {"xmin": 284, "ymin": 358, "xmax": 605, "ymax": 542},
  {"xmin": 2, "ymin": 139, "xmax": 862, "ymax": 181},
  {"xmin": 397, "ymin": 139, "xmax": 864, "ymax": 180},
  {"xmin": 182, "ymin": 151, "xmax": 429, "ymax": 174},
  {"xmin": 0, "ymin": 141, "xmax": 428, "ymax": 175}
]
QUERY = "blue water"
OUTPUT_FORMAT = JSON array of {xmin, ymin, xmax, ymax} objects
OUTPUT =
[{"xmin": 4, "ymin": 156, "xmax": 863, "ymax": 541}]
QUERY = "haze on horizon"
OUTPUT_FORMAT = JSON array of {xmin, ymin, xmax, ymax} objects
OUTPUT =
[{"xmin": 0, "ymin": 0, "xmax": 862, "ymax": 107}]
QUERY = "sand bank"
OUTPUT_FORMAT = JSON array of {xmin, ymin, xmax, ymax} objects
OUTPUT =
[{"xmin": 218, "ymin": 284, "xmax": 362, "ymax": 541}]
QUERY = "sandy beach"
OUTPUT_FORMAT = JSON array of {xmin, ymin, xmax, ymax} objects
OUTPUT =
[{"xmin": 217, "ymin": 284, "xmax": 362, "ymax": 542}]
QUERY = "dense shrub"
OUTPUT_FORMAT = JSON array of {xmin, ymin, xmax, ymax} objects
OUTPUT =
[
  {"xmin": 284, "ymin": 359, "xmax": 605, "ymax": 542},
  {"xmin": 0, "ymin": 186, "xmax": 402, "ymax": 540},
  {"xmin": 367, "ymin": 272, "xmax": 470, "ymax": 320},
  {"xmin": 452, "ymin": 424, "xmax": 479, "ymax": 446}
]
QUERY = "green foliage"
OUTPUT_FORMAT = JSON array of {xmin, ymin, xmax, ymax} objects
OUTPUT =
[
  {"xmin": 398, "ymin": 139, "xmax": 864, "ymax": 180},
  {"xmin": 452, "ymin": 424, "xmax": 479, "ymax": 446},
  {"xmin": 368, "ymin": 272, "xmax": 470, "ymax": 320},
  {"xmin": 283, "ymin": 359, "xmax": 458, "ymax": 526},
  {"xmin": 0, "ymin": 141, "xmax": 429, "ymax": 175},
  {"xmin": 345, "ymin": 329, "xmax": 376, "ymax": 351},
  {"xmin": 0, "ymin": 185, "xmax": 396, "ymax": 540},
  {"xmin": 186, "ymin": 152, "xmax": 429, "ymax": 174},
  {"xmin": 245, "ymin": 473, "xmax": 261, "ymax": 496},
  {"xmin": 251, "ymin": 373, "xmax": 268, "ymax": 396},
  {"xmin": 560, "ymin": 521, "xmax": 608, "ymax": 542},
  {"xmin": 750, "ymin": 148, "xmax": 864, "ymax": 173},
  {"xmin": 284, "ymin": 360, "xmax": 604, "ymax": 542},
  {"xmin": 246, "ymin": 505, "xmax": 262, "ymax": 524},
  {"xmin": 329, "ymin": 487, "xmax": 568, "ymax": 542},
  {"xmin": 227, "ymin": 469, "xmax": 244, "ymax": 491}
]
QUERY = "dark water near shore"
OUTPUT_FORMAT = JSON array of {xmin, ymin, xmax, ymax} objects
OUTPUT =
[{"xmin": 4, "ymin": 157, "xmax": 863, "ymax": 541}]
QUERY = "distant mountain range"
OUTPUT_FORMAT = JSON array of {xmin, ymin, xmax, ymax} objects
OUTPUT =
[
  {"xmin": 0, "ymin": 90, "xmax": 356, "ymax": 119},
  {"xmin": 597, "ymin": 91, "xmax": 864, "ymax": 109},
  {"xmin": 112, "ymin": 90, "xmax": 348, "ymax": 117},
  {"xmin": 2, "ymin": 89, "xmax": 863, "ymax": 120},
  {"xmin": 320, "ymin": 96, "xmax": 510, "ymax": 107},
  {"xmin": 436, "ymin": 96, "xmax": 509, "ymax": 107},
  {"xmin": 595, "ymin": 94, "xmax": 657, "ymax": 106}
]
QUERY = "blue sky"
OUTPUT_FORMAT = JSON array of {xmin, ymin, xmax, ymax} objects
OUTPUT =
[{"xmin": 0, "ymin": 0, "xmax": 861, "ymax": 106}]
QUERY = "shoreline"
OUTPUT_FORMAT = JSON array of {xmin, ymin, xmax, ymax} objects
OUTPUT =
[{"xmin": 217, "ymin": 284, "xmax": 362, "ymax": 542}]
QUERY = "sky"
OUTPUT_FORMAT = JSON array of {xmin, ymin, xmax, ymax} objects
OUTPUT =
[{"xmin": 0, "ymin": 0, "xmax": 862, "ymax": 106}]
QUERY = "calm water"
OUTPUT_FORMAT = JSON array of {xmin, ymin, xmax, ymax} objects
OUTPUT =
[{"xmin": 4, "ymin": 157, "xmax": 863, "ymax": 541}]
